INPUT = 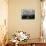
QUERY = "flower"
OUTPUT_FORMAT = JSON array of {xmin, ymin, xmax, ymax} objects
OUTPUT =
[
  {"xmin": 17, "ymin": 31, "xmax": 30, "ymax": 41},
  {"xmin": 11, "ymin": 31, "xmax": 30, "ymax": 42}
]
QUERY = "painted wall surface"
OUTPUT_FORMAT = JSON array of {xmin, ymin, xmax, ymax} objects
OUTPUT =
[{"xmin": 8, "ymin": 0, "xmax": 41, "ymax": 39}]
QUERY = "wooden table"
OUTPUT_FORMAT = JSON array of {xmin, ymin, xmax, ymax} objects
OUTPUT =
[
  {"xmin": 5, "ymin": 38, "xmax": 46, "ymax": 46},
  {"xmin": 18, "ymin": 38, "xmax": 46, "ymax": 46},
  {"xmin": 6, "ymin": 42, "xmax": 46, "ymax": 46}
]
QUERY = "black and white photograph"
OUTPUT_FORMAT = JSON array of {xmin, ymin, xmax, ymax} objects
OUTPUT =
[{"xmin": 22, "ymin": 9, "xmax": 35, "ymax": 19}]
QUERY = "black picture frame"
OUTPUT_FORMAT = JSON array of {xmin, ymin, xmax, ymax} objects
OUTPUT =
[{"xmin": 21, "ymin": 9, "xmax": 35, "ymax": 19}]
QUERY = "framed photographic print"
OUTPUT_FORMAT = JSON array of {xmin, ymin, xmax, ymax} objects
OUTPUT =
[{"xmin": 21, "ymin": 9, "xmax": 35, "ymax": 19}]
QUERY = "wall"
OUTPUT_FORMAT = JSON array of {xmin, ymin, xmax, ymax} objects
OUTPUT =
[
  {"xmin": 43, "ymin": 0, "xmax": 46, "ymax": 38},
  {"xmin": 8, "ymin": 0, "xmax": 41, "ymax": 39}
]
